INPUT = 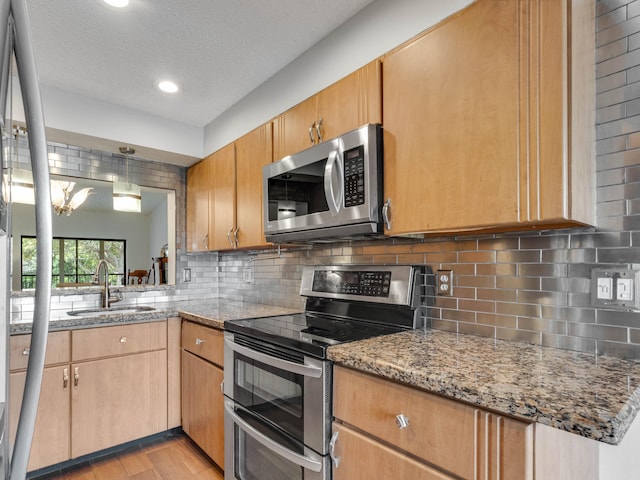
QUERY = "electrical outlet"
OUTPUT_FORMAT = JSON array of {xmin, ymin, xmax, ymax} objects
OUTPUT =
[
  {"xmin": 437, "ymin": 270, "xmax": 452, "ymax": 296},
  {"xmin": 243, "ymin": 266, "xmax": 254, "ymax": 284},
  {"xmin": 591, "ymin": 269, "xmax": 640, "ymax": 309},
  {"xmin": 182, "ymin": 268, "xmax": 191, "ymax": 283}
]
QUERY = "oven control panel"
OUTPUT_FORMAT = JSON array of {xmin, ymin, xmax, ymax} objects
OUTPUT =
[
  {"xmin": 311, "ymin": 270, "xmax": 392, "ymax": 297},
  {"xmin": 300, "ymin": 264, "xmax": 422, "ymax": 307}
]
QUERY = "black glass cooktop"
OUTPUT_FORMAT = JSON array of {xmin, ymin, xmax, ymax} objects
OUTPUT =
[{"xmin": 225, "ymin": 312, "xmax": 406, "ymax": 359}]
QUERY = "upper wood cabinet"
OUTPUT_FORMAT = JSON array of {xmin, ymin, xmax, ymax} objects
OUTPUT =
[
  {"xmin": 187, "ymin": 123, "xmax": 272, "ymax": 252},
  {"xmin": 186, "ymin": 143, "xmax": 235, "ymax": 252},
  {"xmin": 186, "ymin": 157, "xmax": 213, "ymax": 252},
  {"xmin": 235, "ymin": 123, "xmax": 273, "ymax": 249},
  {"xmin": 382, "ymin": 0, "xmax": 595, "ymax": 236},
  {"xmin": 209, "ymin": 143, "xmax": 237, "ymax": 250},
  {"xmin": 273, "ymin": 60, "xmax": 382, "ymax": 160}
]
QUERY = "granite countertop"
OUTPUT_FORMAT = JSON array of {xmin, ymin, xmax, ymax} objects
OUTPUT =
[
  {"xmin": 327, "ymin": 329, "xmax": 640, "ymax": 446},
  {"xmin": 10, "ymin": 300, "xmax": 300, "ymax": 334}
]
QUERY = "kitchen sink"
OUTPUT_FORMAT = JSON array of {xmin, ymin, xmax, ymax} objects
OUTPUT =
[{"xmin": 67, "ymin": 305, "xmax": 156, "ymax": 317}]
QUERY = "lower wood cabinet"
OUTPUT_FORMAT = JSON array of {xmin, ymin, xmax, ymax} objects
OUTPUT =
[
  {"xmin": 181, "ymin": 320, "xmax": 225, "ymax": 469},
  {"xmin": 9, "ymin": 320, "xmax": 172, "ymax": 472},
  {"xmin": 71, "ymin": 350, "xmax": 167, "ymax": 458},
  {"xmin": 9, "ymin": 365, "xmax": 71, "ymax": 471},
  {"xmin": 332, "ymin": 366, "xmax": 533, "ymax": 480}
]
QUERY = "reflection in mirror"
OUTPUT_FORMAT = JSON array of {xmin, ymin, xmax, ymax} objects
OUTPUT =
[{"xmin": 10, "ymin": 175, "xmax": 175, "ymax": 291}]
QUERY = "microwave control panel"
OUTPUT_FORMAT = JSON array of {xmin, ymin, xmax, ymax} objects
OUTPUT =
[{"xmin": 343, "ymin": 145, "xmax": 365, "ymax": 207}]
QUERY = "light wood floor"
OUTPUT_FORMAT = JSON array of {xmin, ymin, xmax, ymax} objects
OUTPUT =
[{"xmin": 31, "ymin": 434, "xmax": 224, "ymax": 480}]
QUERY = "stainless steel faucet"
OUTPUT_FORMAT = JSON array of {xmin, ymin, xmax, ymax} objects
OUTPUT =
[{"xmin": 95, "ymin": 259, "xmax": 122, "ymax": 308}]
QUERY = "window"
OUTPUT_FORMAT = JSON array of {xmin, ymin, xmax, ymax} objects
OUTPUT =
[{"xmin": 21, "ymin": 236, "xmax": 126, "ymax": 289}]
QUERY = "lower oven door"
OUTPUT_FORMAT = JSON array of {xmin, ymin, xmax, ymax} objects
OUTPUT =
[
  {"xmin": 224, "ymin": 399, "xmax": 330, "ymax": 480},
  {"xmin": 224, "ymin": 332, "xmax": 331, "ymax": 455}
]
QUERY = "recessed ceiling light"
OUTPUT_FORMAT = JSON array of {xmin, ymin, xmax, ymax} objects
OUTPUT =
[
  {"xmin": 104, "ymin": 0, "xmax": 129, "ymax": 7},
  {"xmin": 157, "ymin": 80, "xmax": 179, "ymax": 94}
]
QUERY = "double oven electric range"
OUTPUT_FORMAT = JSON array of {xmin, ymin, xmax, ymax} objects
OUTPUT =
[{"xmin": 223, "ymin": 264, "xmax": 427, "ymax": 480}]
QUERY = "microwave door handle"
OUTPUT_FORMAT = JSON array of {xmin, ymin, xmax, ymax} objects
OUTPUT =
[
  {"xmin": 323, "ymin": 149, "xmax": 343, "ymax": 216},
  {"xmin": 224, "ymin": 337, "xmax": 322, "ymax": 378},
  {"xmin": 225, "ymin": 399, "xmax": 323, "ymax": 472}
]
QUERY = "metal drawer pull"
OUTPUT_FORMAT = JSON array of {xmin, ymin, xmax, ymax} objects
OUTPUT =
[
  {"xmin": 74, "ymin": 367, "xmax": 80, "ymax": 387},
  {"xmin": 316, "ymin": 117, "xmax": 323, "ymax": 143},
  {"xmin": 120, "ymin": 336, "xmax": 127, "ymax": 343},
  {"xmin": 63, "ymin": 368, "xmax": 69, "ymax": 389},
  {"xmin": 395, "ymin": 414, "xmax": 410, "ymax": 429},
  {"xmin": 195, "ymin": 338, "xmax": 204, "ymax": 345},
  {"xmin": 329, "ymin": 431, "xmax": 340, "ymax": 468},
  {"xmin": 220, "ymin": 381, "xmax": 224, "ymax": 394},
  {"xmin": 22, "ymin": 347, "xmax": 30, "ymax": 356}
]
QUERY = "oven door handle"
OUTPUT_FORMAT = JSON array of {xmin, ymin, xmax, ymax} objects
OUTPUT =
[
  {"xmin": 225, "ymin": 337, "xmax": 322, "ymax": 378},
  {"xmin": 225, "ymin": 399, "xmax": 323, "ymax": 472}
]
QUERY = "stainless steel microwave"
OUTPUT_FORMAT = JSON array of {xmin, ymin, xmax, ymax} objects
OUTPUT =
[{"xmin": 263, "ymin": 123, "xmax": 383, "ymax": 243}]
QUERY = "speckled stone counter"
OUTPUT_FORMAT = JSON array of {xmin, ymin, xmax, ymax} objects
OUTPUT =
[
  {"xmin": 327, "ymin": 329, "xmax": 640, "ymax": 445},
  {"xmin": 178, "ymin": 302, "xmax": 300, "ymax": 330},
  {"xmin": 10, "ymin": 301, "xmax": 300, "ymax": 334},
  {"xmin": 10, "ymin": 307, "xmax": 178, "ymax": 334}
]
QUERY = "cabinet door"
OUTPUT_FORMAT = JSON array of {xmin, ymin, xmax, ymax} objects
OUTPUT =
[
  {"xmin": 209, "ymin": 143, "xmax": 237, "ymax": 250},
  {"xmin": 186, "ymin": 157, "xmax": 212, "ymax": 252},
  {"xmin": 182, "ymin": 350, "xmax": 225, "ymax": 469},
  {"xmin": 316, "ymin": 60, "xmax": 381, "ymax": 143},
  {"xmin": 332, "ymin": 423, "xmax": 454, "ymax": 480},
  {"xmin": 475, "ymin": 410, "xmax": 533, "ymax": 480},
  {"xmin": 9, "ymin": 366, "xmax": 71, "ymax": 471},
  {"xmin": 273, "ymin": 60, "xmax": 382, "ymax": 160},
  {"xmin": 273, "ymin": 96, "xmax": 318, "ymax": 161},
  {"xmin": 71, "ymin": 350, "xmax": 167, "ymax": 458},
  {"xmin": 383, "ymin": 0, "xmax": 522, "ymax": 235},
  {"xmin": 235, "ymin": 123, "xmax": 273, "ymax": 249}
]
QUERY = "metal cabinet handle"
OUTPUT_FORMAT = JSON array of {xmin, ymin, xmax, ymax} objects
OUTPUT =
[
  {"xmin": 120, "ymin": 336, "xmax": 127, "ymax": 344},
  {"xmin": 220, "ymin": 381, "xmax": 224, "ymax": 394},
  {"xmin": 382, "ymin": 198, "xmax": 392, "ymax": 230},
  {"xmin": 73, "ymin": 367, "xmax": 80, "ymax": 388},
  {"xmin": 63, "ymin": 368, "xmax": 69, "ymax": 390},
  {"xmin": 21, "ymin": 347, "xmax": 30, "ymax": 356},
  {"xmin": 203, "ymin": 233, "xmax": 209, "ymax": 250},
  {"xmin": 316, "ymin": 117, "xmax": 323, "ymax": 143},
  {"xmin": 329, "ymin": 431, "xmax": 340, "ymax": 468},
  {"xmin": 308, "ymin": 122, "xmax": 316, "ymax": 144},
  {"xmin": 195, "ymin": 338, "xmax": 204, "ymax": 345},
  {"xmin": 227, "ymin": 227, "xmax": 234, "ymax": 247},
  {"xmin": 395, "ymin": 414, "xmax": 410, "ymax": 429},
  {"xmin": 233, "ymin": 227, "xmax": 239, "ymax": 248}
]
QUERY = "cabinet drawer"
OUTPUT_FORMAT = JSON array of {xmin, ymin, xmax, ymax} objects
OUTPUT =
[
  {"xmin": 332, "ymin": 422, "xmax": 454, "ymax": 480},
  {"xmin": 182, "ymin": 321, "xmax": 223, "ymax": 367},
  {"xmin": 10, "ymin": 331, "xmax": 70, "ymax": 371},
  {"xmin": 72, "ymin": 322, "xmax": 167, "ymax": 361},
  {"xmin": 334, "ymin": 366, "xmax": 477, "ymax": 479}
]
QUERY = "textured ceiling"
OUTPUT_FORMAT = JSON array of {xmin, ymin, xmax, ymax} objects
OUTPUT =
[{"xmin": 26, "ymin": 0, "xmax": 376, "ymax": 128}]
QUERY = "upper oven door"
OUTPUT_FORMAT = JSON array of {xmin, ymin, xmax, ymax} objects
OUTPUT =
[
  {"xmin": 223, "ymin": 333, "xmax": 331, "ymax": 455},
  {"xmin": 263, "ymin": 124, "xmax": 382, "ymax": 241}
]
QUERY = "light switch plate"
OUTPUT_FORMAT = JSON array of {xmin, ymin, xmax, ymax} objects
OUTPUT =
[{"xmin": 591, "ymin": 269, "xmax": 640, "ymax": 310}]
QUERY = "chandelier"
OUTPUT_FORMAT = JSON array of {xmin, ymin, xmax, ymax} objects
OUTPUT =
[{"xmin": 50, "ymin": 180, "xmax": 93, "ymax": 216}]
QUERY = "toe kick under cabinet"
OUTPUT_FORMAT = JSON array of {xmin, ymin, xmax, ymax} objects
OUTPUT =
[
  {"xmin": 181, "ymin": 320, "xmax": 225, "ymax": 470},
  {"xmin": 9, "ymin": 320, "xmax": 173, "ymax": 472}
]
